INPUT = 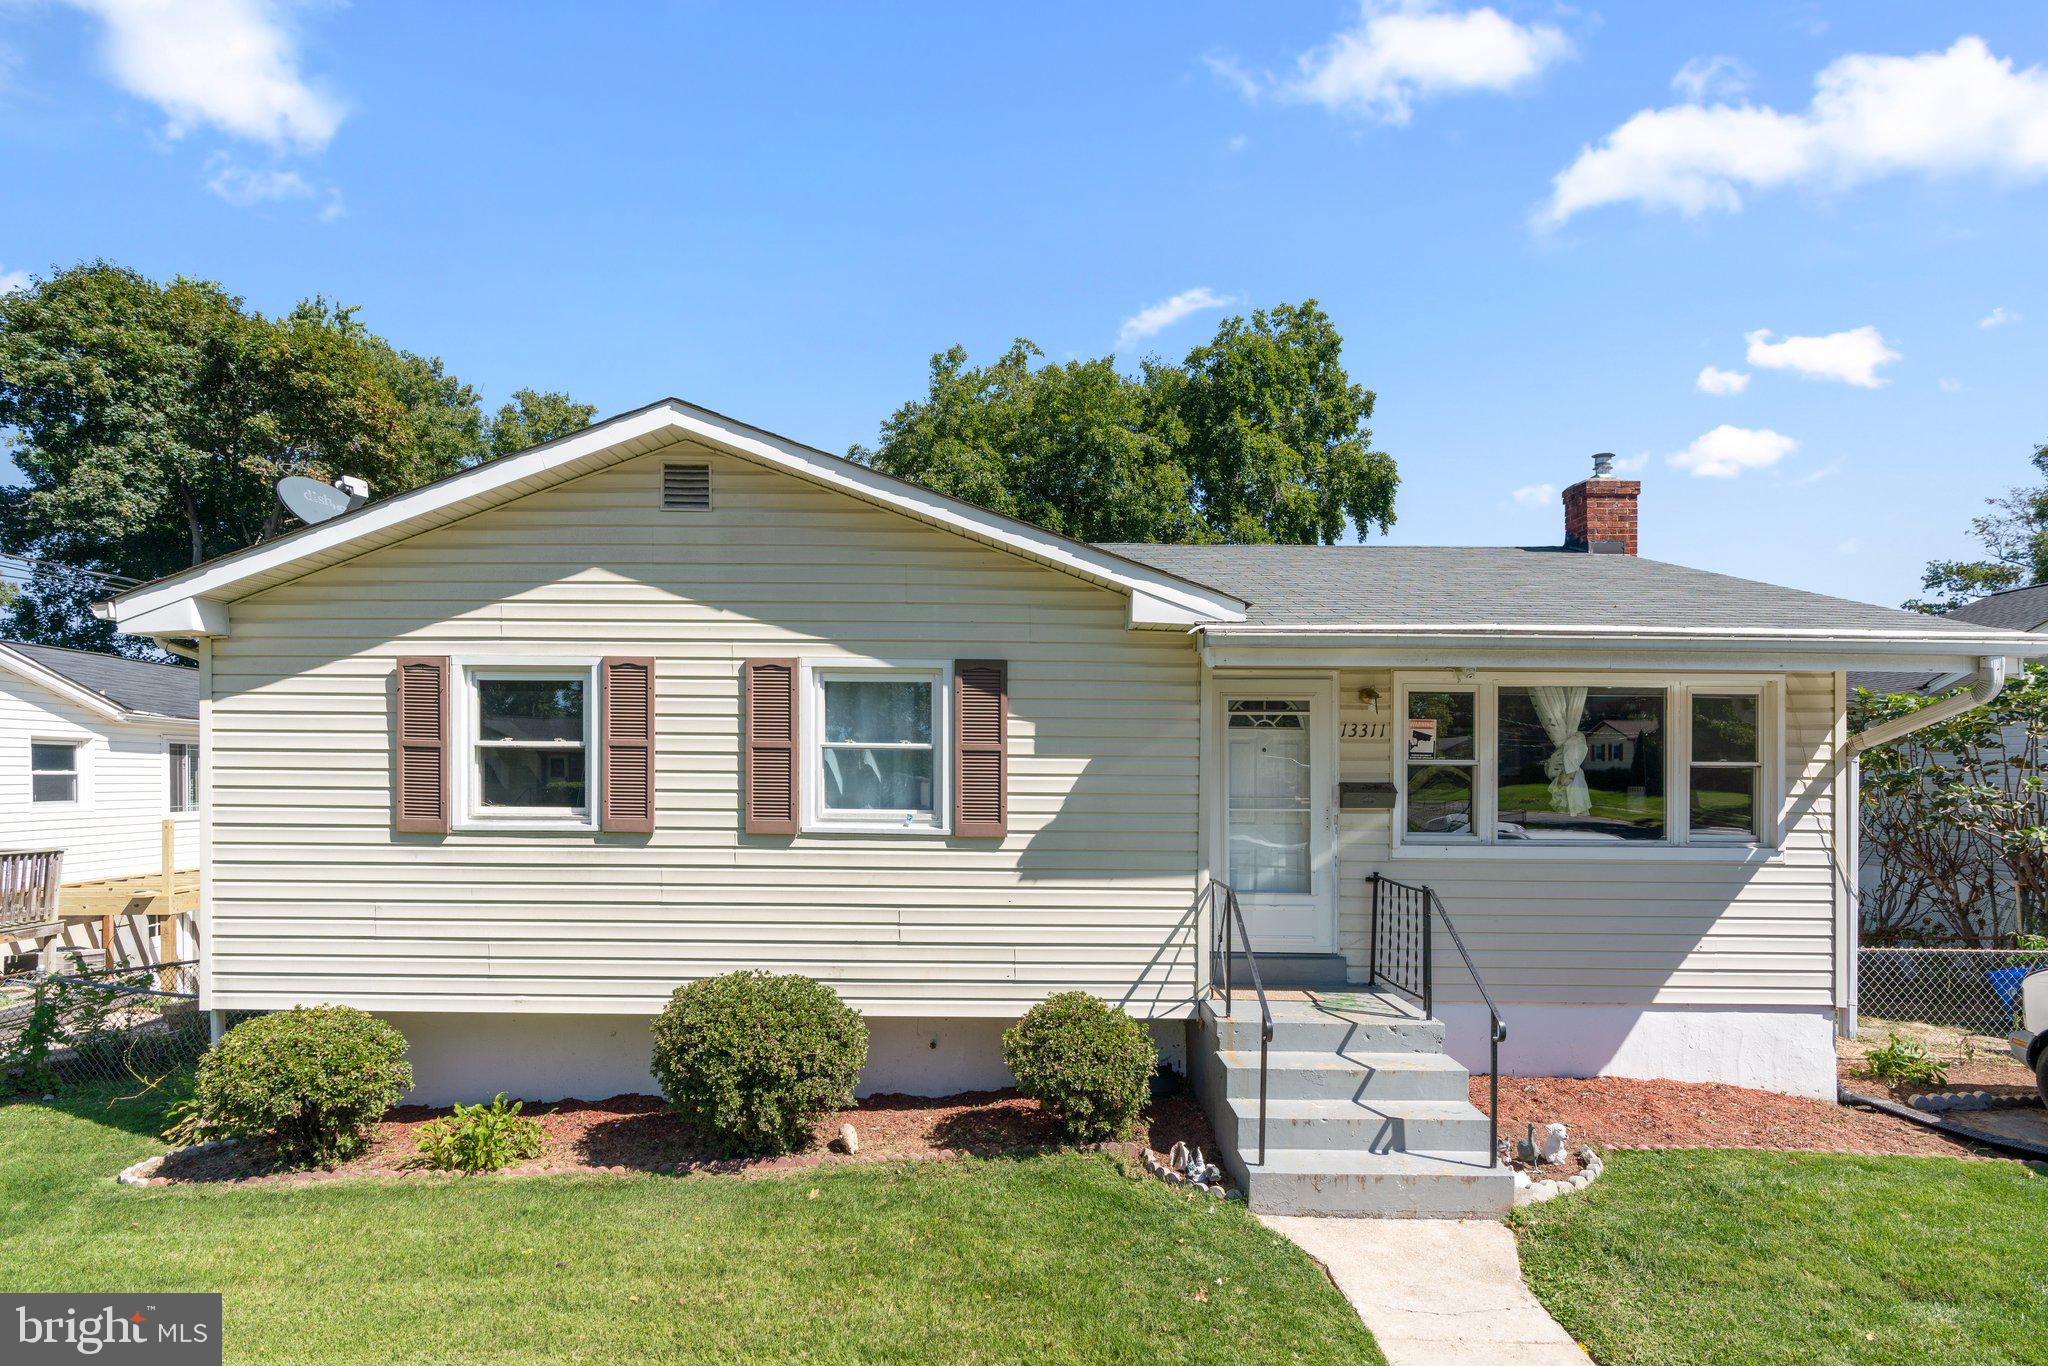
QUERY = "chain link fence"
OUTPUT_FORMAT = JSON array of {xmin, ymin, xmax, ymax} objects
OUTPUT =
[
  {"xmin": 1, "ymin": 960, "xmax": 211, "ymax": 1093},
  {"xmin": 1858, "ymin": 947, "xmax": 2048, "ymax": 1036}
]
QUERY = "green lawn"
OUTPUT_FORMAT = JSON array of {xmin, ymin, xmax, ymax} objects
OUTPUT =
[
  {"xmin": 0, "ymin": 1084, "xmax": 1380, "ymax": 1363},
  {"xmin": 1513, "ymin": 1149, "xmax": 2048, "ymax": 1365}
]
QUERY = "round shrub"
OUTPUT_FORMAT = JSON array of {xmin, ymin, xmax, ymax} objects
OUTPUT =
[
  {"xmin": 1003, "ymin": 992, "xmax": 1156, "ymax": 1143},
  {"xmin": 194, "ymin": 1005, "xmax": 412, "ymax": 1167},
  {"xmin": 651, "ymin": 972, "xmax": 867, "ymax": 1156}
]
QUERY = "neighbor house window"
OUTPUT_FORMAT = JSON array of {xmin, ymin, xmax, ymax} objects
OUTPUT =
[
  {"xmin": 1689, "ymin": 693, "xmax": 1761, "ymax": 840},
  {"xmin": 809, "ymin": 666, "xmax": 946, "ymax": 831},
  {"xmin": 464, "ymin": 667, "xmax": 594, "ymax": 823},
  {"xmin": 30, "ymin": 741, "xmax": 80, "ymax": 804},
  {"xmin": 168, "ymin": 742, "xmax": 199, "ymax": 813},
  {"xmin": 1404, "ymin": 690, "xmax": 1478, "ymax": 838},
  {"xmin": 1397, "ymin": 680, "xmax": 1772, "ymax": 849}
]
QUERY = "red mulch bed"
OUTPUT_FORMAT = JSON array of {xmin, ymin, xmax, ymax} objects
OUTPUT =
[
  {"xmin": 1474, "ymin": 1075, "xmax": 1995, "ymax": 1158},
  {"xmin": 151, "ymin": 1089, "xmax": 1214, "ymax": 1187}
]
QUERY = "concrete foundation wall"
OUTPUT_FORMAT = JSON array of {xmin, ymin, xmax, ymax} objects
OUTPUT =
[
  {"xmin": 1436, "ymin": 1002, "xmax": 1838, "ymax": 1100},
  {"xmin": 385, "ymin": 1011, "xmax": 1189, "ymax": 1107}
]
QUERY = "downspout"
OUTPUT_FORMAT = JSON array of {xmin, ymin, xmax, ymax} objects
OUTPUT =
[{"xmin": 1844, "ymin": 654, "xmax": 2011, "ymax": 757}]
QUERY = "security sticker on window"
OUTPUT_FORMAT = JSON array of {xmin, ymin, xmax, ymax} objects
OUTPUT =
[
  {"xmin": 4, "ymin": 1295, "xmax": 220, "ymax": 1363},
  {"xmin": 1406, "ymin": 717, "xmax": 1438, "ymax": 759}
]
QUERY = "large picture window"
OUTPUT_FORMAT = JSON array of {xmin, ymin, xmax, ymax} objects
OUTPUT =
[
  {"xmin": 1398, "ymin": 679, "xmax": 1770, "ymax": 849},
  {"xmin": 808, "ymin": 665, "xmax": 947, "ymax": 832}
]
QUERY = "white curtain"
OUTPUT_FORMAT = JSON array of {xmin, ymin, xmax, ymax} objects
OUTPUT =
[{"xmin": 1532, "ymin": 686, "xmax": 1591, "ymax": 816}]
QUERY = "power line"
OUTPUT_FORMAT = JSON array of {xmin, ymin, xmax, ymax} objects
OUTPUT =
[{"xmin": 0, "ymin": 554, "xmax": 143, "ymax": 589}]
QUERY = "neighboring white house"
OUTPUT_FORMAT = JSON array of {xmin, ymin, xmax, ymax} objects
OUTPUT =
[
  {"xmin": 100, "ymin": 401, "xmax": 2047, "ymax": 1215},
  {"xmin": 1, "ymin": 641, "xmax": 200, "ymax": 883}
]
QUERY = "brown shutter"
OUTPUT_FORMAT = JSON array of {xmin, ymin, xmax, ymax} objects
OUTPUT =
[
  {"xmin": 601, "ymin": 657, "xmax": 656, "ymax": 835},
  {"xmin": 953, "ymin": 659, "xmax": 1007, "ymax": 838},
  {"xmin": 394, "ymin": 656, "xmax": 450, "ymax": 835},
  {"xmin": 743, "ymin": 658, "xmax": 799, "ymax": 835}
]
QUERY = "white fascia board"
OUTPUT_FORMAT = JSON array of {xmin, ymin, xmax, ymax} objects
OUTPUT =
[
  {"xmin": 1200, "ymin": 623, "xmax": 2048, "ymax": 654},
  {"xmin": 105, "ymin": 399, "xmax": 1248, "ymax": 634},
  {"xmin": 0, "ymin": 645, "xmax": 131, "ymax": 722},
  {"xmin": 118, "ymin": 597, "xmax": 230, "ymax": 638}
]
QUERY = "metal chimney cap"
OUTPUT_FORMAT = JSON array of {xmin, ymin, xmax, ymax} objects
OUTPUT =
[{"xmin": 1591, "ymin": 452, "xmax": 1616, "ymax": 478}]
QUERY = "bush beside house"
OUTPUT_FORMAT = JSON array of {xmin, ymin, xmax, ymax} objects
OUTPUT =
[
  {"xmin": 651, "ymin": 971, "xmax": 868, "ymax": 1156},
  {"xmin": 1003, "ymin": 992, "xmax": 1155, "ymax": 1143},
  {"xmin": 190, "ymin": 1006, "xmax": 413, "ymax": 1167}
]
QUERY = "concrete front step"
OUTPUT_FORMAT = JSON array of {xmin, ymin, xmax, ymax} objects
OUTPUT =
[
  {"xmin": 1214, "ymin": 1048, "xmax": 1476, "ymax": 1102},
  {"xmin": 1222, "ymin": 1097, "xmax": 1496, "ymax": 1155},
  {"xmin": 1208, "ymin": 998, "xmax": 1445, "ymax": 1055},
  {"xmin": 1239, "ymin": 1149, "xmax": 1517, "ymax": 1220}
]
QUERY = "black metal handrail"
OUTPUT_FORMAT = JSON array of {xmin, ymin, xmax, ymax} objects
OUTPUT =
[
  {"xmin": 1207, "ymin": 879, "xmax": 1272, "ymax": 1166},
  {"xmin": 1368, "ymin": 872, "xmax": 1508, "ymax": 1168}
]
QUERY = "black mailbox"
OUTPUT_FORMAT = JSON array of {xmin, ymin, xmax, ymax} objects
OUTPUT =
[{"xmin": 1338, "ymin": 782, "xmax": 1396, "ymax": 810}]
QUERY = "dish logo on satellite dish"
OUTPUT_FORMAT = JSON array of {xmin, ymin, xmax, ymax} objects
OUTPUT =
[{"xmin": 276, "ymin": 476, "xmax": 369, "ymax": 525}]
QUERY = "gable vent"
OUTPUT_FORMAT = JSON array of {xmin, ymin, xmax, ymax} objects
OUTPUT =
[{"xmin": 663, "ymin": 463, "xmax": 711, "ymax": 510}]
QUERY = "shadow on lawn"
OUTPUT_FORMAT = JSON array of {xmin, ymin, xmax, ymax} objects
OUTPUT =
[{"xmin": 7, "ymin": 1072, "xmax": 188, "ymax": 1143}]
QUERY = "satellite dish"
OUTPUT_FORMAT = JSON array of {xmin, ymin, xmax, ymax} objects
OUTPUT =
[{"xmin": 276, "ymin": 476, "xmax": 365, "ymax": 525}]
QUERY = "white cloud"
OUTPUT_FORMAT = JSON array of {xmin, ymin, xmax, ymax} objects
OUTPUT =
[
  {"xmin": 1611, "ymin": 451, "xmax": 1650, "ymax": 474},
  {"xmin": 1743, "ymin": 326, "xmax": 1899, "ymax": 387},
  {"xmin": 205, "ymin": 159, "xmax": 313, "ymax": 206},
  {"xmin": 1695, "ymin": 365, "xmax": 1750, "ymax": 395},
  {"xmin": 1216, "ymin": 2, "xmax": 1570, "ymax": 125},
  {"xmin": 1668, "ymin": 425, "xmax": 1799, "ymax": 478},
  {"xmin": 1202, "ymin": 52, "xmax": 1265, "ymax": 102},
  {"xmin": 1939, "ymin": 377, "xmax": 1964, "ymax": 393},
  {"xmin": 0, "ymin": 266, "xmax": 30, "ymax": 294},
  {"xmin": 1510, "ymin": 482, "xmax": 1556, "ymax": 508},
  {"xmin": 1793, "ymin": 459, "xmax": 1843, "ymax": 485},
  {"xmin": 65, "ymin": 0, "xmax": 343, "ymax": 151},
  {"xmin": 1541, "ymin": 37, "xmax": 2048, "ymax": 225},
  {"xmin": 1672, "ymin": 55, "xmax": 1751, "ymax": 103},
  {"xmin": 1225, "ymin": 133, "xmax": 1249, "ymax": 153},
  {"xmin": 1980, "ymin": 305, "xmax": 2020, "ymax": 328},
  {"xmin": 1115, "ymin": 287, "xmax": 1235, "ymax": 351}
]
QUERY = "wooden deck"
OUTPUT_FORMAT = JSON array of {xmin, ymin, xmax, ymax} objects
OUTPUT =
[{"xmin": 3, "ymin": 822, "xmax": 196, "ymax": 977}]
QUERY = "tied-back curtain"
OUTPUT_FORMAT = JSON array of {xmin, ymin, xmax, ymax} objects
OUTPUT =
[{"xmin": 1533, "ymin": 685, "xmax": 1591, "ymax": 816}]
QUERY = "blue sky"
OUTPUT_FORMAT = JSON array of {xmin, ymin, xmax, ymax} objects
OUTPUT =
[{"xmin": 3, "ymin": 2, "xmax": 2045, "ymax": 607}]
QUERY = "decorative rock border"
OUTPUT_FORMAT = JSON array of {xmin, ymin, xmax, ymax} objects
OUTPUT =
[
  {"xmin": 116, "ymin": 1138, "xmax": 239, "ymax": 1187},
  {"xmin": 1142, "ymin": 1141, "xmax": 1237, "ymax": 1200},
  {"xmin": 1907, "ymin": 1090, "xmax": 2040, "ymax": 1114},
  {"xmin": 1512, "ymin": 1145, "xmax": 1603, "ymax": 1207}
]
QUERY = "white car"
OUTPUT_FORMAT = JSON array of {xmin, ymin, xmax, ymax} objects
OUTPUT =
[{"xmin": 2011, "ymin": 969, "xmax": 2048, "ymax": 1106}]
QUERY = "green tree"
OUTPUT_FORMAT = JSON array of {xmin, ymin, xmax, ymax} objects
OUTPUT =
[
  {"xmin": 485, "ymin": 388, "xmax": 597, "ymax": 459},
  {"xmin": 0, "ymin": 263, "xmax": 587, "ymax": 652},
  {"xmin": 1853, "ymin": 671, "xmax": 2048, "ymax": 943},
  {"xmin": 853, "ymin": 300, "xmax": 1394, "ymax": 545},
  {"xmin": 1911, "ymin": 441, "xmax": 2048, "ymax": 612}
]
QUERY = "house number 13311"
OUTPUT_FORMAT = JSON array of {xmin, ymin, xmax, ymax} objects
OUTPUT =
[{"xmin": 1338, "ymin": 721, "xmax": 1389, "ymax": 740}]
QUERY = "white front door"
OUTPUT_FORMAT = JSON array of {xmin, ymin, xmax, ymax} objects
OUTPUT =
[{"xmin": 1217, "ymin": 679, "xmax": 1335, "ymax": 953}]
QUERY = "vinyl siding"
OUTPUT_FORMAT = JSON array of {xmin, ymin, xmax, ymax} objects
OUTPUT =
[
  {"xmin": 203, "ymin": 445, "xmax": 1203, "ymax": 1018},
  {"xmin": 1334, "ymin": 668, "xmax": 1845, "ymax": 1008},
  {"xmin": 0, "ymin": 677, "xmax": 197, "ymax": 882}
]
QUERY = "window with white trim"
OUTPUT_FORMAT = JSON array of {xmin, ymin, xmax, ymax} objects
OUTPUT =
[
  {"xmin": 1398, "ymin": 679, "xmax": 1770, "ymax": 848},
  {"xmin": 30, "ymin": 741, "xmax": 80, "ymax": 804},
  {"xmin": 807, "ymin": 665, "xmax": 947, "ymax": 832},
  {"xmin": 462, "ymin": 666, "xmax": 594, "ymax": 824},
  {"xmin": 168, "ymin": 742, "xmax": 199, "ymax": 813}
]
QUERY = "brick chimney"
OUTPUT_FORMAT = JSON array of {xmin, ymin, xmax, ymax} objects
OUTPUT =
[{"xmin": 1563, "ymin": 453, "xmax": 1639, "ymax": 555}]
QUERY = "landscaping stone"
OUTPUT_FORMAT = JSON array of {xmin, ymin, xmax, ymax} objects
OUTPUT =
[{"xmin": 837, "ymin": 1122, "xmax": 859, "ymax": 1153}]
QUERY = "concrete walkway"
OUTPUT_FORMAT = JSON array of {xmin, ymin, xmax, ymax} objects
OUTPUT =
[{"xmin": 1260, "ymin": 1215, "xmax": 1586, "ymax": 1365}]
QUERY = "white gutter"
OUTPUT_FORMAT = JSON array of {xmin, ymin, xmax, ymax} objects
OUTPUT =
[{"xmin": 1846, "ymin": 654, "xmax": 2012, "ymax": 756}]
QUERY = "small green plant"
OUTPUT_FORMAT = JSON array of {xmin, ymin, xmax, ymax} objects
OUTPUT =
[
  {"xmin": 411, "ymin": 1093, "xmax": 546, "ymax": 1173},
  {"xmin": 651, "ymin": 972, "xmax": 868, "ymax": 1156},
  {"xmin": 1, "ymin": 966, "xmax": 151, "ymax": 1094},
  {"xmin": 1003, "ymin": 992, "xmax": 1156, "ymax": 1143},
  {"xmin": 192, "ymin": 1005, "xmax": 412, "ymax": 1167},
  {"xmin": 2019, "ymin": 933, "xmax": 2048, "ymax": 951},
  {"xmin": 1861, "ymin": 1031, "xmax": 1949, "ymax": 1090}
]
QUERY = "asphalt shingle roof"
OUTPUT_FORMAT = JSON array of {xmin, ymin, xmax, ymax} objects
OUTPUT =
[
  {"xmin": 1096, "ymin": 544, "xmax": 2005, "ymax": 636},
  {"xmin": 1944, "ymin": 584, "xmax": 2048, "ymax": 633},
  {"xmin": 4, "ymin": 641, "xmax": 199, "ymax": 719}
]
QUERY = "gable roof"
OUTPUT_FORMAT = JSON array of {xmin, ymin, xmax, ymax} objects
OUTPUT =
[
  {"xmin": 102, "ymin": 399, "xmax": 1248, "ymax": 635},
  {"xmin": 1944, "ymin": 583, "xmax": 2048, "ymax": 633},
  {"xmin": 0, "ymin": 640, "xmax": 198, "ymax": 721}
]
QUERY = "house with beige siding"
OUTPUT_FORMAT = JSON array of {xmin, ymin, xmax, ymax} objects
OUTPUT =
[{"xmin": 101, "ymin": 401, "xmax": 2046, "ymax": 1216}]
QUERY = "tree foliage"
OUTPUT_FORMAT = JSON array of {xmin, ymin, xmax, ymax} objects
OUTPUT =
[
  {"xmin": 1853, "ymin": 669, "xmax": 2048, "ymax": 944},
  {"xmin": 1911, "ymin": 441, "xmax": 2048, "ymax": 612},
  {"xmin": 852, "ymin": 300, "xmax": 1394, "ymax": 545},
  {"xmin": 0, "ymin": 262, "xmax": 591, "ymax": 652}
]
